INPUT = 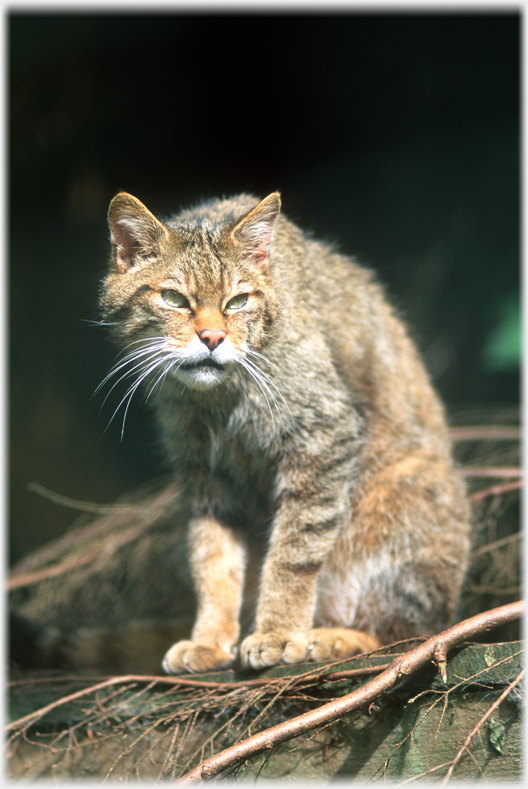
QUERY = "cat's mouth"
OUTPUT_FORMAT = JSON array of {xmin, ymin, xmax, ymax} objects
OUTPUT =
[
  {"xmin": 179, "ymin": 359, "xmax": 225, "ymax": 372},
  {"xmin": 173, "ymin": 353, "xmax": 233, "ymax": 390},
  {"xmin": 174, "ymin": 358, "xmax": 229, "ymax": 390}
]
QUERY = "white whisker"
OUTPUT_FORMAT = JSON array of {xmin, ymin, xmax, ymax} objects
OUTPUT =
[
  {"xmin": 95, "ymin": 337, "xmax": 177, "ymax": 438},
  {"xmin": 114, "ymin": 355, "xmax": 172, "ymax": 439},
  {"xmin": 237, "ymin": 354, "xmax": 292, "ymax": 435},
  {"xmin": 244, "ymin": 352, "xmax": 293, "ymax": 421},
  {"xmin": 246, "ymin": 348, "xmax": 281, "ymax": 372},
  {"xmin": 145, "ymin": 356, "xmax": 184, "ymax": 401},
  {"xmin": 81, "ymin": 319, "xmax": 119, "ymax": 327},
  {"xmin": 94, "ymin": 344, "xmax": 169, "ymax": 408},
  {"xmin": 96, "ymin": 334, "xmax": 292, "ymax": 443},
  {"xmin": 238, "ymin": 358, "xmax": 276, "ymax": 426}
]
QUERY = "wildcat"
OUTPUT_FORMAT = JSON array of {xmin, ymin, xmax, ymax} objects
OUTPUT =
[{"xmin": 95, "ymin": 190, "xmax": 471, "ymax": 674}]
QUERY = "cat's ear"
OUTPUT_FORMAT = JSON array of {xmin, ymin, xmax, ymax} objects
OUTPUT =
[
  {"xmin": 231, "ymin": 192, "xmax": 281, "ymax": 266},
  {"xmin": 107, "ymin": 192, "xmax": 168, "ymax": 273}
]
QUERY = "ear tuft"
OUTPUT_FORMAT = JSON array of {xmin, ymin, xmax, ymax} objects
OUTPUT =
[
  {"xmin": 231, "ymin": 192, "xmax": 281, "ymax": 266},
  {"xmin": 107, "ymin": 192, "xmax": 167, "ymax": 273}
]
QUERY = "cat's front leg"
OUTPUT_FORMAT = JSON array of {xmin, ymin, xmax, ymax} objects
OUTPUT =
[
  {"xmin": 240, "ymin": 453, "xmax": 351, "ymax": 669},
  {"xmin": 163, "ymin": 515, "xmax": 246, "ymax": 674}
]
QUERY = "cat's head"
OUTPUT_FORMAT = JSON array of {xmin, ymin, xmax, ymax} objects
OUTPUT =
[{"xmin": 99, "ymin": 191, "xmax": 281, "ymax": 393}]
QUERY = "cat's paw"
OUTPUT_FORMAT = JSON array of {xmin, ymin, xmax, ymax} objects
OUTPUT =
[
  {"xmin": 162, "ymin": 640, "xmax": 235, "ymax": 674},
  {"xmin": 240, "ymin": 632, "xmax": 310, "ymax": 669},
  {"xmin": 307, "ymin": 628, "xmax": 381, "ymax": 661}
]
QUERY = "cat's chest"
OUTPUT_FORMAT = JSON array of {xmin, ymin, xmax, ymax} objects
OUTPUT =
[
  {"xmin": 201, "ymin": 421, "xmax": 266, "ymax": 477},
  {"xmin": 183, "ymin": 418, "xmax": 276, "ymax": 517},
  {"xmin": 158, "ymin": 397, "xmax": 276, "ymax": 481}
]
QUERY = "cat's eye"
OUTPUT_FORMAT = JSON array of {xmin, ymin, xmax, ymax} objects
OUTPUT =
[
  {"xmin": 226, "ymin": 293, "xmax": 248, "ymax": 310},
  {"xmin": 161, "ymin": 289, "xmax": 190, "ymax": 309}
]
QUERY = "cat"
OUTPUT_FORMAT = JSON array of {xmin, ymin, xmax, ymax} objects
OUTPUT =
[{"xmin": 95, "ymin": 190, "xmax": 471, "ymax": 674}]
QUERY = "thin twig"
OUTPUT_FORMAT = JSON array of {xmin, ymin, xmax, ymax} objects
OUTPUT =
[
  {"xmin": 6, "ymin": 676, "xmax": 234, "ymax": 733},
  {"xmin": 441, "ymin": 668, "xmax": 524, "ymax": 783},
  {"xmin": 8, "ymin": 519, "xmax": 180, "ymax": 591},
  {"xmin": 460, "ymin": 467, "xmax": 522, "ymax": 478},
  {"xmin": 7, "ymin": 662, "xmax": 388, "ymax": 692},
  {"xmin": 449, "ymin": 426, "xmax": 520, "ymax": 441},
  {"xmin": 469, "ymin": 584, "xmax": 520, "ymax": 596},
  {"xmin": 398, "ymin": 760, "xmax": 454, "ymax": 784},
  {"xmin": 178, "ymin": 601, "xmax": 523, "ymax": 782},
  {"xmin": 11, "ymin": 481, "xmax": 179, "ymax": 580},
  {"xmin": 470, "ymin": 480, "xmax": 523, "ymax": 502},
  {"xmin": 6, "ymin": 551, "xmax": 102, "ymax": 590},
  {"xmin": 6, "ymin": 678, "xmax": 142, "ymax": 733},
  {"xmin": 27, "ymin": 482, "xmax": 138, "ymax": 514},
  {"xmin": 379, "ymin": 648, "xmax": 523, "ymax": 781},
  {"xmin": 473, "ymin": 532, "xmax": 522, "ymax": 556},
  {"xmin": 6, "ymin": 658, "xmax": 393, "ymax": 734}
]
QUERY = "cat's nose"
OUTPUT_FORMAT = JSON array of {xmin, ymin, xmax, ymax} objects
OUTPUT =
[{"xmin": 199, "ymin": 329, "xmax": 226, "ymax": 351}]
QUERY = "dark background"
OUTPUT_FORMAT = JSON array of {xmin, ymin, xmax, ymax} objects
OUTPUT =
[{"xmin": 9, "ymin": 12, "xmax": 520, "ymax": 565}]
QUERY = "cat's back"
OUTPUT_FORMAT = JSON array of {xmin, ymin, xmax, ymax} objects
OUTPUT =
[
  {"xmin": 268, "ymin": 207, "xmax": 448, "ymax": 438},
  {"xmin": 158, "ymin": 193, "xmax": 445, "ymax": 436}
]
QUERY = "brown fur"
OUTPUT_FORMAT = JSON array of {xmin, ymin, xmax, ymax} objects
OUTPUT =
[
  {"xmin": 96, "ymin": 191, "xmax": 472, "ymax": 673},
  {"xmin": 13, "ymin": 191, "xmax": 470, "ymax": 675}
]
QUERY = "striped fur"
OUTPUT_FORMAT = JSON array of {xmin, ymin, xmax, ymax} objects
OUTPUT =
[{"xmin": 97, "ymin": 191, "xmax": 470, "ymax": 673}]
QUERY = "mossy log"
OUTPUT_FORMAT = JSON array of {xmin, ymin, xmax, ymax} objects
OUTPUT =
[{"xmin": 7, "ymin": 641, "xmax": 522, "ymax": 782}]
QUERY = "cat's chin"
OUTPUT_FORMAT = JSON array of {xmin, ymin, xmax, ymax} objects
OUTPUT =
[{"xmin": 173, "ymin": 365, "xmax": 228, "ymax": 391}]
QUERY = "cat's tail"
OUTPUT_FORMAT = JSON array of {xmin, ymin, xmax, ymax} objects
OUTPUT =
[{"xmin": 9, "ymin": 610, "xmax": 193, "ymax": 675}]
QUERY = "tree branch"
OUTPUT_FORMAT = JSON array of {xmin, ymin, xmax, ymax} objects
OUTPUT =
[
  {"xmin": 473, "ymin": 532, "xmax": 522, "ymax": 556},
  {"xmin": 461, "ymin": 467, "xmax": 522, "ymax": 478},
  {"xmin": 442, "ymin": 668, "xmax": 524, "ymax": 782},
  {"xmin": 7, "ymin": 661, "xmax": 394, "ymax": 735},
  {"xmin": 27, "ymin": 481, "xmax": 138, "ymax": 514},
  {"xmin": 449, "ymin": 426, "xmax": 520, "ymax": 441},
  {"xmin": 178, "ymin": 601, "xmax": 523, "ymax": 783},
  {"xmin": 469, "ymin": 480, "xmax": 522, "ymax": 502}
]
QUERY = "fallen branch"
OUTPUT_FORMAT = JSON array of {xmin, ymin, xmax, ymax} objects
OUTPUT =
[
  {"xmin": 442, "ymin": 667, "xmax": 524, "ymax": 783},
  {"xmin": 469, "ymin": 584, "xmax": 520, "ymax": 596},
  {"xmin": 178, "ymin": 600, "xmax": 523, "ymax": 783},
  {"xmin": 6, "ymin": 551, "xmax": 102, "ymax": 590},
  {"xmin": 27, "ymin": 482, "xmax": 138, "ymax": 514},
  {"xmin": 469, "ymin": 480, "xmax": 522, "ymax": 502},
  {"xmin": 460, "ymin": 467, "xmax": 522, "ymax": 478},
  {"xmin": 473, "ymin": 532, "xmax": 522, "ymax": 556},
  {"xmin": 7, "ymin": 519, "xmax": 171, "ymax": 591},
  {"xmin": 10, "ymin": 480, "xmax": 179, "ymax": 582},
  {"xmin": 6, "ymin": 659, "xmax": 393, "ymax": 735},
  {"xmin": 449, "ymin": 426, "xmax": 520, "ymax": 441}
]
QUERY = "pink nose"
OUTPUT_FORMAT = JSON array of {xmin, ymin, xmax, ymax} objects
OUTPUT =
[{"xmin": 199, "ymin": 329, "xmax": 226, "ymax": 351}]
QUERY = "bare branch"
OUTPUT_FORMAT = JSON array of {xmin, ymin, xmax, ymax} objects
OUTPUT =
[
  {"xmin": 473, "ymin": 532, "xmax": 522, "ymax": 556},
  {"xmin": 27, "ymin": 482, "xmax": 138, "ymax": 514},
  {"xmin": 11, "ymin": 480, "xmax": 179, "ymax": 578},
  {"xmin": 470, "ymin": 480, "xmax": 522, "ymax": 502},
  {"xmin": 460, "ymin": 467, "xmax": 522, "ymax": 478},
  {"xmin": 6, "ymin": 659, "xmax": 395, "ymax": 735},
  {"xmin": 178, "ymin": 601, "xmax": 523, "ymax": 783},
  {"xmin": 442, "ymin": 668, "xmax": 524, "ymax": 783},
  {"xmin": 7, "ymin": 660, "xmax": 389, "ymax": 691},
  {"xmin": 449, "ymin": 426, "xmax": 520, "ymax": 441},
  {"xmin": 6, "ymin": 551, "xmax": 102, "ymax": 590},
  {"xmin": 469, "ymin": 584, "xmax": 520, "ymax": 596}
]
